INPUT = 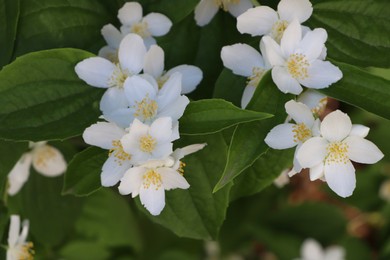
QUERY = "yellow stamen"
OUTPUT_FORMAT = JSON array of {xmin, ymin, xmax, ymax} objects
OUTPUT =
[
  {"xmin": 131, "ymin": 21, "xmax": 151, "ymax": 38},
  {"xmin": 247, "ymin": 67, "xmax": 266, "ymax": 88},
  {"xmin": 326, "ymin": 142, "xmax": 349, "ymax": 164},
  {"xmin": 157, "ymin": 74, "xmax": 169, "ymax": 89},
  {"xmin": 109, "ymin": 64, "xmax": 127, "ymax": 88},
  {"xmin": 214, "ymin": 0, "xmax": 240, "ymax": 11},
  {"xmin": 34, "ymin": 146, "xmax": 56, "ymax": 168},
  {"xmin": 139, "ymin": 134, "xmax": 157, "ymax": 153},
  {"xmin": 177, "ymin": 161, "xmax": 186, "ymax": 176},
  {"xmin": 109, "ymin": 140, "xmax": 132, "ymax": 165},
  {"xmin": 271, "ymin": 20, "xmax": 289, "ymax": 43},
  {"xmin": 18, "ymin": 241, "xmax": 34, "ymax": 260},
  {"xmin": 292, "ymin": 123, "xmax": 312, "ymax": 143},
  {"xmin": 143, "ymin": 169, "xmax": 162, "ymax": 190},
  {"xmin": 133, "ymin": 95, "xmax": 158, "ymax": 121},
  {"xmin": 287, "ymin": 53, "xmax": 309, "ymax": 80}
]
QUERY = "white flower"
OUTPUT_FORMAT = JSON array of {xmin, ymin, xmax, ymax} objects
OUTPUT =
[
  {"xmin": 221, "ymin": 42, "xmax": 271, "ymax": 108},
  {"xmin": 195, "ymin": 0, "xmax": 253, "ymax": 27},
  {"xmin": 101, "ymin": 73, "xmax": 189, "ymax": 128},
  {"xmin": 296, "ymin": 238, "xmax": 345, "ymax": 260},
  {"xmin": 237, "ymin": 0, "xmax": 313, "ymax": 43},
  {"xmin": 83, "ymin": 121, "xmax": 133, "ymax": 187},
  {"xmin": 273, "ymin": 168, "xmax": 290, "ymax": 188},
  {"xmin": 297, "ymin": 90, "xmax": 328, "ymax": 117},
  {"xmin": 118, "ymin": 143, "xmax": 206, "ymax": 215},
  {"xmin": 7, "ymin": 215, "xmax": 33, "ymax": 260},
  {"xmin": 296, "ymin": 110, "xmax": 384, "ymax": 197},
  {"xmin": 120, "ymin": 117, "xmax": 179, "ymax": 164},
  {"xmin": 144, "ymin": 45, "xmax": 203, "ymax": 94},
  {"xmin": 8, "ymin": 142, "xmax": 66, "ymax": 196},
  {"xmin": 98, "ymin": 24, "xmax": 124, "ymax": 62},
  {"xmin": 118, "ymin": 2, "xmax": 172, "ymax": 48},
  {"xmin": 265, "ymin": 100, "xmax": 320, "ymax": 177},
  {"xmin": 262, "ymin": 20, "xmax": 343, "ymax": 95}
]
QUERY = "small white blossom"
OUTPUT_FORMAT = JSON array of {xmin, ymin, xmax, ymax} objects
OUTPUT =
[
  {"xmin": 297, "ymin": 90, "xmax": 328, "ymax": 117},
  {"xmin": 296, "ymin": 238, "xmax": 345, "ymax": 260},
  {"xmin": 273, "ymin": 168, "xmax": 290, "ymax": 188},
  {"xmin": 297, "ymin": 110, "xmax": 384, "ymax": 197},
  {"xmin": 8, "ymin": 142, "xmax": 66, "ymax": 196},
  {"xmin": 98, "ymin": 24, "xmax": 124, "ymax": 62},
  {"xmin": 118, "ymin": 143, "xmax": 206, "ymax": 215},
  {"xmin": 237, "ymin": 0, "xmax": 313, "ymax": 43},
  {"xmin": 265, "ymin": 100, "xmax": 320, "ymax": 177},
  {"xmin": 220, "ymin": 42, "xmax": 271, "ymax": 108},
  {"xmin": 7, "ymin": 215, "xmax": 34, "ymax": 260},
  {"xmin": 262, "ymin": 20, "xmax": 342, "ymax": 95},
  {"xmin": 195, "ymin": 0, "xmax": 253, "ymax": 27}
]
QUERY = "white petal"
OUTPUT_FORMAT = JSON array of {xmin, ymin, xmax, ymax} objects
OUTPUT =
[
  {"xmin": 152, "ymin": 142, "xmax": 174, "ymax": 160},
  {"xmin": 101, "ymin": 155, "xmax": 132, "ymax": 187},
  {"xmin": 324, "ymin": 160, "xmax": 356, "ymax": 198},
  {"xmin": 143, "ymin": 36, "xmax": 157, "ymax": 50},
  {"xmin": 165, "ymin": 65, "xmax": 203, "ymax": 94},
  {"xmin": 159, "ymin": 168, "xmax": 190, "ymax": 190},
  {"xmin": 241, "ymin": 85, "xmax": 256, "ymax": 109},
  {"xmin": 236, "ymin": 6, "xmax": 278, "ymax": 36},
  {"xmin": 117, "ymin": 2, "xmax": 142, "ymax": 26},
  {"xmin": 7, "ymin": 154, "xmax": 32, "ymax": 196},
  {"xmin": 221, "ymin": 44, "xmax": 264, "ymax": 77},
  {"xmin": 296, "ymin": 137, "xmax": 328, "ymax": 168},
  {"xmin": 149, "ymin": 117, "xmax": 173, "ymax": 142},
  {"xmin": 297, "ymin": 90, "xmax": 327, "ymax": 110},
  {"xmin": 139, "ymin": 184, "xmax": 165, "ymax": 215},
  {"xmin": 309, "ymin": 163, "xmax": 324, "ymax": 181},
  {"xmin": 262, "ymin": 36, "xmax": 285, "ymax": 66},
  {"xmin": 350, "ymin": 124, "xmax": 370, "ymax": 138},
  {"xmin": 139, "ymin": 73, "xmax": 159, "ymax": 90},
  {"xmin": 171, "ymin": 144, "xmax": 207, "ymax": 162},
  {"xmin": 324, "ymin": 246, "xmax": 346, "ymax": 260},
  {"xmin": 259, "ymin": 38, "xmax": 272, "ymax": 69},
  {"xmin": 265, "ymin": 123, "xmax": 297, "ymax": 149},
  {"xmin": 83, "ymin": 121, "xmax": 125, "ymax": 149},
  {"xmin": 312, "ymin": 118, "xmax": 321, "ymax": 137},
  {"xmin": 301, "ymin": 239, "xmax": 324, "ymax": 260},
  {"xmin": 100, "ymin": 88, "xmax": 131, "ymax": 126},
  {"xmin": 272, "ymin": 66, "xmax": 303, "ymax": 94},
  {"xmin": 101, "ymin": 24, "xmax": 122, "ymax": 48},
  {"xmin": 8, "ymin": 215, "xmax": 21, "ymax": 246},
  {"xmin": 32, "ymin": 145, "xmax": 66, "ymax": 177},
  {"xmin": 297, "ymin": 28, "xmax": 327, "ymax": 61},
  {"xmin": 118, "ymin": 33, "xmax": 147, "ymax": 75},
  {"xmin": 118, "ymin": 167, "xmax": 144, "ymax": 196},
  {"xmin": 194, "ymin": 0, "xmax": 219, "ymax": 27},
  {"xmin": 143, "ymin": 13, "xmax": 172, "ymax": 36},
  {"xmin": 144, "ymin": 45, "xmax": 164, "ymax": 78},
  {"xmin": 285, "ymin": 100, "xmax": 314, "ymax": 126},
  {"xmin": 75, "ymin": 57, "xmax": 115, "ymax": 88},
  {"xmin": 345, "ymin": 136, "xmax": 384, "ymax": 164},
  {"xmin": 320, "ymin": 110, "xmax": 352, "ymax": 142},
  {"xmin": 18, "ymin": 220, "xmax": 29, "ymax": 244},
  {"xmin": 226, "ymin": 0, "xmax": 253, "ymax": 17},
  {"xmin": 157, "ymin": 73, "xmax": 182, "ymax": 110},
  {"xmin": 300, "ymin": 60, "xmax": 343, "ymax": 89},
  {"xmin": 158, "ymin": 95, "xmax": 190, "ymax": 121},
  {"xmin": 121, "ymin": 119, "xmax": 149, "ymax": 154},
  {"xmin": 278, "ymin": 0, "xmax": 313, "ymax": 23},
  {"xmin": 98, "ymin": 46, "xmax": 118, "ymax": 62},
  {"xmin": 280, "ymin": 19, "xmax": 302, "ymax": 57},
  {"xmin": 124, "ymin": 75, "xmax": 158, "ymax": 106}
]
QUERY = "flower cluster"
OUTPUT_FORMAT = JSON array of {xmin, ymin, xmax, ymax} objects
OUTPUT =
[{"xmin": 76, "ymin": 2, "xmax": 206, "ymax": 216}]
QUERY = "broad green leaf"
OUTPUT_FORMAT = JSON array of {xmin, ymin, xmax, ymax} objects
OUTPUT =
[
  {"xmin": 214, "ymin": 71, "xmax": 292, "ymax": 192},
  {"xmin": 12, "ymin": 0, "xmax": 120, "ymax": 58},
  {"xmin": 76, "ymin": 189, "xmax": 142, "ymax": 251},
  {"xmin": 0, "ymin": 0, "xmax": 19, "ymax": 67},
  {"xmin": 0, "ymin": 140, "xmax": 28, "ymax": 200},
  {"xmin": 136, "ymin": 132, "xmax": 232, "ymax": 240},
  {"xmin": 213, "ymin": 69, "xmax": 247, "ymax": 107},
  {"xmin": 60, "ymin": 241, "xmax": 110, "ymax": 260},
  {"xmin": 179, "ymin": 99, "xmax": 272, "ymax": 135},
  {"xmin": 319, "ymin": 61, "xmax": 390, "ymax": 120},
  {"xmin": 309, "ymin": 0, "xmax": 390, "ymax": 67},
  {"xmin": 144, "ymin": 0, "xmax": 199, "ymax": 24},
  {"xmin": 63, "ymin": 147, "xmax": 106, "ymax": 197},
  {"xmin": 0, "ymin": 48, "xmax": 104, "ymax": 141}
]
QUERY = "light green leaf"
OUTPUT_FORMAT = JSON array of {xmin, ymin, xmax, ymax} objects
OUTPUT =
[
  {"xmin": 309, "ymin": 0, "xmax": 390, "ymax": 67},
  {"xmin": 0, "ymin": 0, "xmax": 19, "ymax": 67},
  {"xmin": 63, "ymin": 147, "xmax": 106, "ymax": 197},
  {"xmin": 0, "ymin": 48, "xmax": 104, "ymax": 141},
  {"xmin": 179, "ymin": 99, "xmax": 273, "ymax": 135},
  {"xmin": 214, "ymin": 71, "xmax": 292, "ymax": 192},
  {"xmin": 319, "ymin": 61, "xmax": 390, "ymax": 120}
]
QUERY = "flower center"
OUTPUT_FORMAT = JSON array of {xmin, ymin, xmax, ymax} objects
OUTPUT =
[
  {"xmin": 312, "ymin": 97, "xmax": 328, "ymax": 117},
  {"xmin": 177, "ymin": 161, "xmax": 186, "ymax": 176},
  {"xmin": 133, "ymin": 95, "xmax": 158, "ymax": 122},
  {"xmin": 247, "ymin": 67, "xmax": 266, "ymax": 88},
  {"xmin": 271, "ymin": 20, "xmax": 289, "ymax": 43},
  {"xmin": 34, "ymin": 146, "xmax": 56, "ymax": 168},
  {"xmin": 139, "ymin": 134, "xmax": 157, "ymax": 153},
  {"xmin": 143, "ymin": 169, "xmax": 162, "ymax": 189},
  {"xmin": 14, "ymin": 241, "xmax": 34, "ymax": 260},
  {"xmin": 292, "ymin": 123, "xmax": 312, "ymax": 143},
  {"xmin": 131, "ymin": 21, "xmax": 151, "ymax": 38},
  {"xmin": 109, "ymin": 64, "xmax": 128, "ymax": 88},
  {"xmin": 214, "ymin": 0, "xmax": 240, "ymax": 11},
  {"xmin": 157, "ymin": 74, "xmax": 169, "ymax": 90},
  {"xmin": 326, "ymin": 142, "xmax": 349, "ymax": 165},
  {"xmin": 109, "ymin": 140, "xmax": 132, "ymax": 165},
  {"xmin": 287, "ymin": 53, "xmax": 309, "ymax": 80}
]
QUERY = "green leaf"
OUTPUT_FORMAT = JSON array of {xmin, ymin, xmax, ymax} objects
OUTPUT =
[
  {"xmin": 144, "ymin": 0, "xmax": 198, "ymax": 24},
  {"xmin": 60, "ymin": 241, "xmax": 111, "ymax": 260},
  {"xmin": 63, "ymin": 147, "xmax": 106, "ymax": 197},
  {"xmin": 213, "ymin": 69, "xmax": 247, "ymax": 107},
  {"xmin": 0, "ymin": 48, "xmax": 104, "ymax": 141},
  {"xmin": 213, "ymin": 71, "xmax": 292, "ymax": 192},
  {"xmin": 0, "ymin": 0, "xmax": 19, "ymax": 67},
  {"xmin": 309, "ymin": 0, "xmax": 390, "ymax": 67},
  {"xmin": 76, "ymin": 189, "xmax": 142, "ymax": 251},
  {"xmin": 179, "ymin": 99, "xmax": 273, "ymax": 135},
  {"xmin": 319, "ymin": 61, "xmax": 390, "ymax": 120},
  {"xmin": 136, "ymin": 132, "xmax": 232, "ymax": 240},
  {"xmin": 12, "ymin": 0, "xmax": 121, "ymax": 58}
]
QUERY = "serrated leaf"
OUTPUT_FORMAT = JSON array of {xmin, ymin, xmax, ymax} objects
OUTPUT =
[
  {"xmin": 179, "ymin": 99, "xmax": 273, "ymax": 135},
  {"xmin": 63, "ymin": 147, "xmax": 106, "ymax": 197},
  {"xmin": 0, "ymin": 0, "xmax": 19, "ymax": 67},
  {"xmin": 0, "ymin": 48, "xmax": 104, "ymax": 141},
  {"xmin": 319, "ymin": 61, "xmax": 390, "ymax": 120}
]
